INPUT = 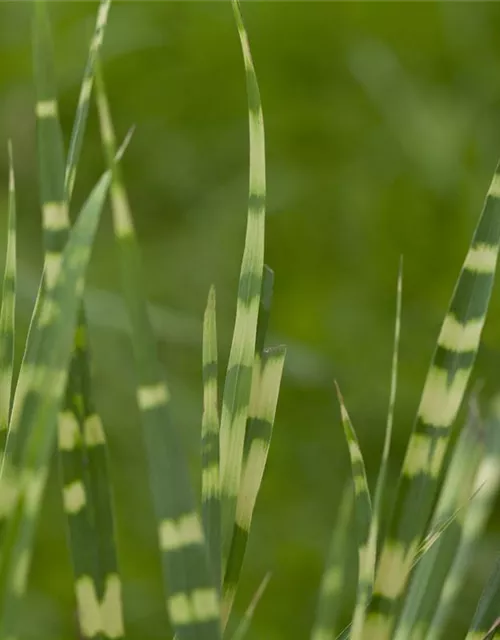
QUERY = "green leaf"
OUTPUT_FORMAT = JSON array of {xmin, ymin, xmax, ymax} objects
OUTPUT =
[
  {"xmin": 335, "ymin": 384, "xmax": 373, "ymax": 640},
  {"xmin": 0, "ymin": 168, "xmax": 111, "ymax": 639},
  {"xmin": 220, "ymin": 0, "xmax": 267, "ymax": 562},
  {"xmin": 366, "ymin": 161, "xmax": 500, "ymax": 635},
  {"xmin": 202, "ymin": 286, "xmax": 221, "ymax": 591},
  {"xmin": 0, "ymin": 141, "xmax": 16, "ymax": 451},
  {"xmin": 223, "ymin": 345, "xmax": 286, "ymax": 629}
]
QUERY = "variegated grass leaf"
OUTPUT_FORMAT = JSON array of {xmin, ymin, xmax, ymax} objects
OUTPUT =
[
  {"xmin": 202, "ymin": 286, "xmax": 221, "ymax": 591},
  {"xmin": 223, "ymin": 345, "xmax": 286, "ymax": 630},
  {"xmin": 366, "ymin": 161, "xmax": 500, "ymax": 636},
  {"xmin": 65, "ymin": 0, "xmax": 112, "ymax": 201},
  {"xmin": 96, "ymin": 64, "xmax": 221, "ymax": 640},
  {"xmin": 220, "ymin": 0, "xmax": 266, "ymax": 562},
  {"xmin": 394, "ymin": 395, "xmax": 485, "ymax": 640},
  {"xmin": 231, "ymin": 572, "xmax": 271, "ymax": 640},
  {"xmin": 311, "ymin": 484, "xmax": 353, "ymax": 640},
  {"xmin": 32, "ymin": 3, "xmax": 124, "ymax": 637},
  {"xmin": 427, "ymin": 396, "xmax": 500, "ymax": 640},
  {"xmin": 335, "ymin": 384, "xmax": 373, "ymax": 640},
  {"xmin": 0, "ymin": 167, "xmax": 112, "ymax": 639},
  {"xmin": 0, "ymin": 141, "xmax": 16, "ymax": 451},
  {"xmin": 466, "ymin": 558, "xmax": 500, "ymax": 640}
]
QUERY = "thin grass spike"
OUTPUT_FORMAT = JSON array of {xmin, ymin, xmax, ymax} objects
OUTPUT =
[
  {"xmin": 231, "ymin": 573, "xmax": 272, "ymax": 640},
  {"xmin": 0, "ymin": 141, "xmax": 16, "ymax": 452},
  {"xmin": 365, "ymin": 161, "xmax": 500, "ymax": 637},
  {"xmin": 220, "ymin": 0, "xmax": 266, "ymax": 561},
  {"xmin": 335, "ymin": 384, "xmax": 373, "ymax": 640},
  {"xmin": 65, "ymin": 0, "xmax": 111, "ymax": 201},
  {"xmin": 202, "ymin": 286, "xmax": 221, "ymax": 591}
]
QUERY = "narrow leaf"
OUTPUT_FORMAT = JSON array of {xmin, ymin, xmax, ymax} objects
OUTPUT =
[
  {"xmin": 0, "ymin": 141, "xmax": 16, "ymax": 449},
  {"xmin": 366, "ymin": 162, "xmax": 500, "ymax": 635}
]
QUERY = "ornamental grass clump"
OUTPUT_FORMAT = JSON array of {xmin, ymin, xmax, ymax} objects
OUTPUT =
[{"xmin": 0, "ymin": 1, "xmax": 499, "ymax": 639}]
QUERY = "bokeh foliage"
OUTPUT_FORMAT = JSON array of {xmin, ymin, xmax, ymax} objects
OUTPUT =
[{"xmin": 1, "ymin": 2, "xmax": 500, "ymax": 638}]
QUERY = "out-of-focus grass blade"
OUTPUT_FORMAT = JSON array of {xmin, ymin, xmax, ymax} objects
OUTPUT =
[
  {"xmin": 310, "ymin": 484, "xmax": 353, "ymax": 640},
  {"xmin": 231, "ymin": 573, "xmax": 271, "ymax": 640},
  {"xmin": 220, "ymin": 0, "xmax": 266, "ymax": 561},
  {"xmin": 335, "ymin": 384, "xmax": 373, "ymax": 640},
  {"xmin": 0, "ymin": 141, "xmax": 16, "ymax": 450},
  {"xmin": 394, "ymin": 396, "xmax": 484, "ymax": 640},
  {"xmin": 0, "ymin": 168, "xmax": 111, "ymax": 639},
  {"xmin": 366, "ymin": 162, "xmax": 500, "ymax": 636},
  {"xmin": 32, "ymin": 3, "xmax": 124, "ymax": 637},
  {"xmin": 427, "ymin": 396, "xmax": 500, "ymax": 640},
  {"xmin": 96, "ymin": 65, "xmax": 220, "ymax": 640},
  {"xmin": 222, "ymin": 345, "xmax": 285, "ymax": 629},
  {"xmin": 33, "ymin": 0, "xmax": 68, "ymax": 291},
  {"xmin": 466, "ymin": 558, "xmax": 500, "ymax": 640},
  {"xmin": 65, "ymin": 0, "xmax": 111, "ymax": 200},
  {"xmin": 202, "ymin": 286, "xmax": 221, "ymax": 591}
]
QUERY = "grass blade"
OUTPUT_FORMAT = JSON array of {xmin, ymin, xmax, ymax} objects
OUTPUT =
[
  {"xmin": 65, "ymin": 0, "xmax": 111, "ymax": 200},
  {"xmin": 466, "ymin": 558, "xmax": 500, "ymax": 640},
  {"xmin": 366, "ymin": 162, "xmax": 500, "ymax": 636},
  {"xmin": 427, "ymin": 396, "xmax": 500, "ymax": 640},
  {"xmin": 0, "ymin": 168, "xmax": 111, "ymax": 638},
  {"xmin": 202, "ymin": 286, "xmax": 221, "ymax": 591},
  {"xmin": 335, "ymin": 384, "xmax": 373, "ymax": 640},
  {"xmin": 220, "ymin": 0, "xmax": 266, "ymax": 560},
  {"xmin": 311, "ymin": 484, "xmax": 353, "ymax": 640},
  {"xmin": 231, "ymin": 573, "xmax": 271, "ymax": 640},
  {"xmin": 32, "ymin": 3, "xmax": 124, "ymax": 637},
  {"xmin": 222, "ymin": 345, "xmax": 286, "ymax": 629},
  {"xmin": 0, "ymin": 141, "xmax": 16, "ymax": 450},
  {"xmin": 96, "ymin": 64, "xmax": 220, "ymax": 640},
  {"xmin": 394, "ymin": 396, "xmax": 484, "ymax": 640}
]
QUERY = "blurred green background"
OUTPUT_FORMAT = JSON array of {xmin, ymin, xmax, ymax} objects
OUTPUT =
[{"xmin": 2, "ymin": 1, "xmax": 500, "ymax": 638}]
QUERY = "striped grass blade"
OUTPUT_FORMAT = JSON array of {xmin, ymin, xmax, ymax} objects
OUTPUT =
[
  {"xmin": 222, "ymin": 345, "xmax": 286, "ymax": 629},
  {"xmin": 426, "ymin": 397, "xmax": 500, "ymax": 640},
  {"xmin": 95, "ymin": 64, "xmax": 221, "ymax": 640},
  {"xmin": 0, "ymin": 141, "xmax": 16, "ymax": 451},
  {"xmin": 0, "ymin": 168, "xmax": 111, "ymax": 639},
  {"xmin": 466, "ymin": 558, "xmax": 500, "ymax": 640},
  {"xmin": 335, "ymin": 384, "xmax": 373, "ymax": 640},
  {"xmin": 365, "ymin": 162, "xmax": 500, "ymax": 637},
  {"xmin": 231, "ymin": 573, "xmax": 271, "ymax": 640},
  {"xmin": 394, "ymin": 396, "xmax": 484, "ymax": 640},
  {"xmin": 310, "ymin": 484, "xmax": 353, "ymax": 640},
  {"xmin": 202, "ymin": 286, "xmax": 222, "ymax": 592},
  {"xmin": 64, "ymin": 0, "xmax": 111, "ymax": 201},
  {"xmin": 32, "ymin": 2, "xmax": 124, "ymax": 637},
  {"xmin": 220, "ymin": 0, "xmax": 266, "ymax": 561}
]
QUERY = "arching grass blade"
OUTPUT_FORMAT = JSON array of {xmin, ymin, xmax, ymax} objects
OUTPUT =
[
  {"xmin": 0, "ymin": 141, "xmax": 16, "ymax": 451},
  {"xmin": 96, "ymin": 64, "xmax": 220, "ymax": 640},
  {"xmin": 202, "ymin": 286, "xmax": 221, "ymax": 591},
  {"xmin": 311, "ymin": 484, "xmax": 353, "ymax": 640},
  {"xmin": 220, "ymin": 0, "xmax": 267, "ymax": 562},
  {"xmin": 366, "ymin": 162, "xmax": 500, "ymax": 637}
]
